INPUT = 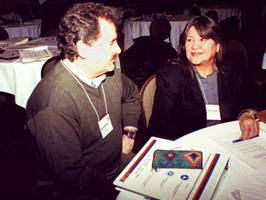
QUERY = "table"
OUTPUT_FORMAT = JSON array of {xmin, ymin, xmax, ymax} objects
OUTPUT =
[
  {"xmin": 117, "ymin": 121, "xmax": 266, "ymax": 200},
  {"xmin": 0, "ymin": 37, "xmax": 58, "ymax": 108},
  {"xmin": 262, "ymin": 52, "xmax": 266, "ymax": 70},
  {"xmin": 1, "ymin": 19, "xmax": 42, "ymax": 38},
  {"xmin": 123, "ymin": 15, "xmax": 194, "ymax": 51}
]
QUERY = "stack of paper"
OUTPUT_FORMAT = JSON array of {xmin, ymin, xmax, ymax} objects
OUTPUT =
[
  {"xmin": 18, "ymin": 45, "xmax": 52, "ymax": 63},
  {"xmin": 113, "ymin": 137, "xmax": 229, "ymax": 200}
]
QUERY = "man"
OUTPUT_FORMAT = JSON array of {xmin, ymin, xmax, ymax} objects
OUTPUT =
[{"xmin": 26, "ymin": 2, "xmax": 141, "ymax": 200}]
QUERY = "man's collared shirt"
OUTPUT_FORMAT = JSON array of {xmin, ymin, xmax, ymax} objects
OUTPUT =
[{"xmin": 62, "ymin": 58, "xmax": 106, "ymax": 88}]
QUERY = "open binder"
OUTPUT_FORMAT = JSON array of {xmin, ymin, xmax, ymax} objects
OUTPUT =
[{"xmin": 113, "ymin": 137, "xmax": 229, "ymax": 200}]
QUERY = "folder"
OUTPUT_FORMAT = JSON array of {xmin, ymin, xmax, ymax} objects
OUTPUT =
[{"xmin": 113, "ymin": 137, "xmax": 229, "ymax": 200}]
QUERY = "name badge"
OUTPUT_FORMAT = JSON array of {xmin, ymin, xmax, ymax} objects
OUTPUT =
[
  {"xmin": 206, "ymin": 104, "xmax": 221, "ymax": 120},
  {"xmin": 98, "ymin": 114, "xmax": 113, "ymax": 138}
]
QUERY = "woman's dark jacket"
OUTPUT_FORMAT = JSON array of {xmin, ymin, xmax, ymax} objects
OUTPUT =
[{"xmin": 148, "ymin": 63, "xmax": 252, "ymax": 140}]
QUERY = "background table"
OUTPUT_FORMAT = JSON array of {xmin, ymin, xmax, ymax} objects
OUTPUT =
[
  {"xmin": 123, "ymin": 15, "xmax": 194, "ymax": 51},
  {"xmin": 117, "ymin": 121, "xmax": 266, "ymax": 200},
  {"xmin": 0, "ymin": 37, "xmax": 58, "ymax": 108},
  {"xmin": 1, "ymin": 19, "xmax": 42, "ymax": 38}
]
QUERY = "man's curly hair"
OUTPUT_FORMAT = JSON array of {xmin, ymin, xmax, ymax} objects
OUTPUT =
[{"xmin": 57, "ymin": 2, "xmax": 117, "ymax": 62}]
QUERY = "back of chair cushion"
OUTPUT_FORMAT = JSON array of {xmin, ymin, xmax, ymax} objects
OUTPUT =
[{"xmin": 140, "ymin": 74, "xmax": 157, "ymax": 128}]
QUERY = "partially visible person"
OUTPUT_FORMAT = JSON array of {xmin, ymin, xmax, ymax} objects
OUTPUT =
[
  {"xmin": 219, "ymin": 16, "xmax": 241, "ymax": 42},
  {"xmin": 148, "ymin": 16, "xmax": 259, "ymax": 140},
  {"xmin": 0, "ymin": 27, "xmax": 9, "ymax": 40},
  {"xmin": 189, "ymin": 3, "xmax": 201, "ymax": 16},
  {"xmin": 120, "ymin": 18, "xmax": 177, "ymax": 89},
  {"xmin": 206, "ymin": 10, "xmax": 218, "ymax": 23},
  {"xmin": 26, "ymin": 2, "xmax": 141, "ymax": 200}
]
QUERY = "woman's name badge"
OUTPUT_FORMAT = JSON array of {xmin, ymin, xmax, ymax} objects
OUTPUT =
[
  {"xmin": 98, "ymin": 114, "xmax": 113, "ymax": 138},
  {"xmin": 206, "ymin": 104, "xmax": 221, "ymax": 120}
]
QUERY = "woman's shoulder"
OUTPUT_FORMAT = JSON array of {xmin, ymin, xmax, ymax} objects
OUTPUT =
[
  {"xmin": 159, "ymin": 62, "xmax": 187, "ymax": 73},
  {"xmin": 158, "ymin": 62, "xmax": 190, "ymax": 78},
  {"xmin": 221, "ymin": 63, "xmax": 246, "ymax": 78}
]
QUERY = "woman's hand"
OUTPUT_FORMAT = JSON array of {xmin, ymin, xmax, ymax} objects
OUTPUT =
[{"xmin": 239, "ymin": 111, "xmax": 259, "ymax": 139}]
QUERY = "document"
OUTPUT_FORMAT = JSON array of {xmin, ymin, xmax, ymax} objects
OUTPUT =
[
  {"xmin": 114, "ymin": 137, "xmax": 229, "ymax": 200},
  {"xmin": 18, "ymin": 45, "xmax": 52, "ymax": 63},
  {"xmin": 207, "ymin": 122, "xmax": 266, "ymax": 170}
]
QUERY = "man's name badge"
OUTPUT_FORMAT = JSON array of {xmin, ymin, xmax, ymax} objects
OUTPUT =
[
  {"xmin": 206, "ymin": 104, "xmax": 221, "ymax": 120},
  {"xmin": 98, "ymin": 114, "xmax": 113, "ymax": 138}
]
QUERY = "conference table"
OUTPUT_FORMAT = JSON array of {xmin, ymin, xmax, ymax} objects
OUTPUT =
[
  {"xmin": 1, "ymin": 19, "xmax": 42, "ymax": 38},
  {"xmin": 123, "ymin": 15, "xmax": 195, "ymax": 51},
  {"xmin": 0, "ymin": 36, "xmax": 58, "ymax": 108},
  {"xmin": 116, "ymin": 121, "xmax": 266, "ymax": 200}
]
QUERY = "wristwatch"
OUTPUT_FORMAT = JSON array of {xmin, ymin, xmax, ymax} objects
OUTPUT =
[{"xmin": 123, "ymin": 130, "xmax": 136, "ymax": 139}]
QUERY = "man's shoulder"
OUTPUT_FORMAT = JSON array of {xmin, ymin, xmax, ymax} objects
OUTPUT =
[{"xmin": 27, "ymin": 63, "xmax": 74, "ymax": 110}]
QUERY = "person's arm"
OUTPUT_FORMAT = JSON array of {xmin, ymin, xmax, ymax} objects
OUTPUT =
[
  {"xmin": 232, "ymin": 66, "xmax": 260, "ymax": 139},
  {"xmin": 148, "ymin": 67, "xmax": 181, "ymax": 139},
  {"xmin": 121, "ymin": 73, "xmax": 142, "ymax": 129},
  {"xmin": 120, "ymin": 73, "xmax": 141, "ymax": 153}
]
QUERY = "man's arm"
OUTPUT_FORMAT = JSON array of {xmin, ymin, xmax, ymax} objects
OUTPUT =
[{"xmin": 121, "ymin": 73, "xmax": 142, "ymax": 129}]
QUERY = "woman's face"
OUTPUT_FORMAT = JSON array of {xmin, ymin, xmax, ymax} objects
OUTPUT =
[{"xmin": 185, "ymin": 26, "xmax": 220, "ymax": 68}]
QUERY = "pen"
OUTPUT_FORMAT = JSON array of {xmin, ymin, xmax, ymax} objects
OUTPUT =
[{"xmin": 232, "ymin": 135, "xmax": 259, "ymax": 143}]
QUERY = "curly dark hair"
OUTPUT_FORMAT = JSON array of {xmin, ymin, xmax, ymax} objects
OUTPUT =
[
  {"xmin": 172, "ymin": 16, "xmax": 224, "ymax": 77},
  {"xmin": 57, "ymin": 2, "xmax": 117, "ymax": 62}
]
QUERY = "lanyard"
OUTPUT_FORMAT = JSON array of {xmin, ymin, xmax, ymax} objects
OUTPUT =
[
  {"xmin": 62, "ymin": 62, "xmax": 108, "ymax": 122},
  {"xmin": 195, "ymin": 72, "xmax": 208, "ymax": 104}
]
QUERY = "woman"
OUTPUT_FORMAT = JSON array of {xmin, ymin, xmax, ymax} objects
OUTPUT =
[{"xmin": 148, "ymin": 16, "xmax": 259, "ymax": 140}]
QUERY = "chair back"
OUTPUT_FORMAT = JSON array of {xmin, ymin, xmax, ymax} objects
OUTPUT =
[{"xmin": 140, "ymin": 74, "xmax": 156, "ymax": 129}]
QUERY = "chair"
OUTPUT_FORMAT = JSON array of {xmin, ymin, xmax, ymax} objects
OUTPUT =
[{"xmin": 140, "ymin": 74, "xmax": 156, "ymax": 129}]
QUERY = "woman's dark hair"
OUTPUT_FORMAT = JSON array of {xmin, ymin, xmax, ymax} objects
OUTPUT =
[
  {"xmin": 57, "ymin": 2, "xmax": 117, "ymax": 62},
  {"xmin": 172, "ymin": 16, "xmax": 224, "ymax": 76}
]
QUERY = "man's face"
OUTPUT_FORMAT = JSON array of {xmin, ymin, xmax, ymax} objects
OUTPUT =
[{"xmin": 79, "ymin": 17, "xmax": 121, "ymax": 77}]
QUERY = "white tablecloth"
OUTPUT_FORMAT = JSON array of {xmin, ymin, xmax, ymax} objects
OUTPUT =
[
  {"xmin": 262, "ymin": 52, "xmax": 266, "ymax": 70},
  {"xmin": 0, "ymin": 37, "xmax": 58, "ymax": 108},
  {"xmin": 117, "ymin": 121, "xmax": 266, "ymax": 200},
  {"xmin": 123, "ymin": 15, "xmax": 194, "ymax": 51},
  {"xmin": 1, "ymin": 19, "xmax": 42, "ymax": 38}
]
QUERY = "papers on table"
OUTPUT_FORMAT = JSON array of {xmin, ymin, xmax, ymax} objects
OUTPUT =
[
  {"xmin": 206, "ymin": 122, "xmax": 266, "ymax": 170},
  {"xmin": 114, "ymin": 137, "xmax": 229, "ymax": 200},
  {"xmin": 18, "ymin": 45, "xmax": 52, "ymax": 63},
  {"xmin": 0, "ymin": 37, "xmax": 59, "ymax": 63},
  {"xmin": 0, "ymin": 37, "xmax": 29, "ymax": 48}
]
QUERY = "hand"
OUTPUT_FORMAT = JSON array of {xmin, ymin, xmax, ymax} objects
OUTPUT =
[
  {"xmin": 122, "ymin": 134, "xmax": 135, "ymax": 154},
  {"xmin": 239, "ymin": 112, "xmax": 259, "ymax": 139}
]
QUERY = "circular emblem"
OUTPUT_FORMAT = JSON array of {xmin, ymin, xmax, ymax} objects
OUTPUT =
[
  {"xmin": 167, "ymin": 171, "xmax": 174, "ymax": 176},
  {"xmin": 180, "ymin": 174, "xmax": 189, "ymax": 180}
]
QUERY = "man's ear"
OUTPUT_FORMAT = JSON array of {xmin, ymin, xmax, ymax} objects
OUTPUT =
[{"xmin": 76, "ymin": 40, "xmax": 89, "ymax": 59}]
